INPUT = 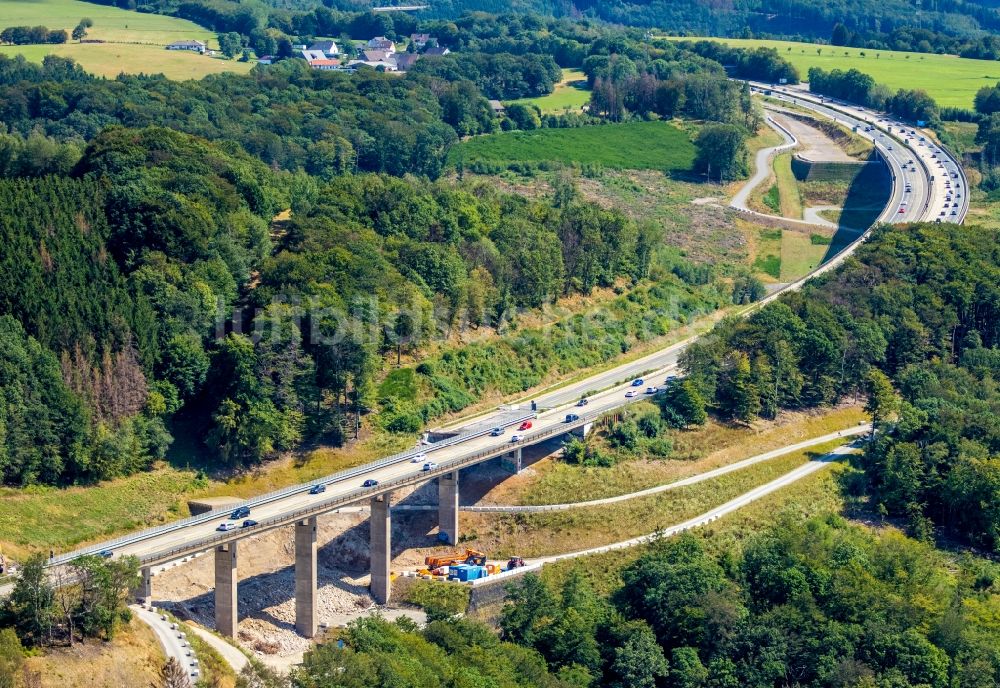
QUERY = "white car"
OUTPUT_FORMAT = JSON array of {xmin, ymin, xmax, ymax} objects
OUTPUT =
[
  {"xmin": 511, "ymin": 434, "xmax": 523, "ymax": 442},
  {"xmin": 411, "ymin": 453, "xmax": 427, "ymax": 463},
  {"xmin": 645, "ymin": 386, "xmax": 659, "ymax": 394},
  {"xmin": 625, "ymin": 390, "xmax": 638, "ymax": 398}
]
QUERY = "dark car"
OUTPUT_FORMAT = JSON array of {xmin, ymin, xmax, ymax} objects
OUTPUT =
[
  {"xmin": 565, "ymin": 413, "xmax": 580, "ymax": 423},
  {"xmin": 98, "ymin": 550, "xmax": 113, "ymax": 559},
  {"xmin": 363, "ymin": 479, "xmax": 379, "ymax": 488},
  {"xmin": 309, "ymin": 484, "xmax": 326, "ymax": 495},
  {"xmin": 631, "ymin": 378, "xmax": 644, "ymax": 387},
  {"xmin": 490, "ymin": 427, "xmax": 505, "ymax": 436},
  {"xmin": 231, "ymin": 506, "xmax": 250, "ymax": 519},
  {"xmin": 576, "ymin": 398, "xmax": 589, "ymax": 407},
  {"xmin": 241, "ymin": 519, "xmax": 258, "ymax": 528}
]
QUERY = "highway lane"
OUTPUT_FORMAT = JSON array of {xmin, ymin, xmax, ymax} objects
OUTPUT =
[
  {"xmin": 752, "ymin": 81, "xmax": 968, "ymax": 223},
  {"xmin": 42, "ymin": 85, "xmax": 959, "ymax": 572}
]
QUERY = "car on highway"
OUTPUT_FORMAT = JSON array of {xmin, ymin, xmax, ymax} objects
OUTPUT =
[
  {"xmin": 953, "ymin": 202, "xmax": 959, "ymax": 208},
  {"xmin": 951, "ymin": 210, "xmax": 958, "ymax": 215},
  {"xmin": 518, "ymin": 421, "xmax": 533, "ymax": 431},
  {"xmin": 363, "ymin": 479, "xmax": 379, "ymax": 488},
  {"xmin": 898, "ymin": 208, "xmax": 905, "ymax": 214},
  {"xmin": 98, "ymin": 550, "xmax": 113, "ymax": 559},
  {"xmin": 576, "ymin": 398, "xmax": 589, "ymax": 407},
  {"xmin": 490, "ymin": 427, "xmax": 505, "ymax": 436},
  {"xmin": 631, "ymin": 378, "xmax": 644, "ymax": 386},
  {"xmin": 231, "ymin": 506, "xmax": 250, "ymax": 519},
  {"xmin": 217, "ymin": 522, "xmax": 237, "ymax": 532},
  {"xmin": 665, "ymin": 375, "xmax": 678, "ymax": 384},
  {"xmin": 511, "ymin": 434, "xmax": 524, "ymax": 443},
  {"xmin": 410, "ymin": 453, "xmax": 427, "ymax": 463},
  {"xmin": 645, "ymin": 386, "xmax": 658, "ymax": 394},
  {"xmin": 940, "ymin": 211, "xmax": 946, "ymax": 216},
  {"xmin": 422, "ymin": 462, "xmax": 437, "ymax": 471},
  {"xmin": 625, "ymin": 390, "xmax": 638, "ymax": 398},
  {"xmin": 309, "ymin": 484, "xmax": 326, "ymax": 495},
  {"xmin": 565, "ymin": 413, "xmax": 580, "ymax": 422},
  {"xmin": 242, "ymin": 519, "xmax": 258, "ymax": 528}
]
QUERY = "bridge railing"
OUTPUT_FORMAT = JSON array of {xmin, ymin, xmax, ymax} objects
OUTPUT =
[{"xmin": 49, "ymin": 408, "xmax": 534, "ymax": 567}]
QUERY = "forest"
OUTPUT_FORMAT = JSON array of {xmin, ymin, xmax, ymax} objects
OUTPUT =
[
  {"xmin": 672, "ymin": 222, "xmax": 1000, "ymax": 551},
  {"xmin": 0, "ymin": 10, "xmax": 785, "ymax": 487},
  {"xmin": 228, "ymin": 517, "xmax": 1000, "ymax": 688}
]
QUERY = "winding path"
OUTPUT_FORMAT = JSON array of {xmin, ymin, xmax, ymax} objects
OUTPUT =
[{"xmin": 730, "ymin": 114, "xmax": 798, "ymax": 213}]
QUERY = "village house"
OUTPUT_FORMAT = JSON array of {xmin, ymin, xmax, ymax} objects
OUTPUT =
[
  {"xmin": 301, "ymin": 49, "xmax": 327, "ymax": 62},
  {"xmin": 393, "ymin": 53, "xmax": 421, "ymax": 71},
  {"xmin": 366, "ymin": 36, "xmax": 395, "ymax": 53},
  {"xmin": 423, "ymin": 46, "xmax": 451, "ymax": 56},
  {"xmin": 166, "ymin": 39, "xmax": 206, "ymax": 54},
  {"xmin": 410, "ymin": 33, "xmax": 431, "ymax": 48},
  {"xmin": 348, "ymin": 58, "xmax": 398, "ymax": 71},
  {"xmin": 363, "ymin": 49, "xmax": 394, "ymax": 62},
  {"xmin": 308, "ymin": 59, "xmax": 342, "ymax": 70},
  {"xmin": 308, "ymin": 40, "xmax": 339, "ymax": 58}
]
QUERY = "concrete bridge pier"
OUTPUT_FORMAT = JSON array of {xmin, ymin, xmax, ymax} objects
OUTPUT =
[
  {"xmin": 500, "ymin": 447, "xmax": 522, "ymax": 474},
  {"xmin": 370, "ymin": 492, "xmax": 393, "ymax": 604},
  {"xmin": 295, "ymin": 516, "xmax": 318, "ymax": 638},
  {"xmin": 438, "ymin": 472, "xmax": 459, "ymax": 545},
  {"xmin": 133, "ymin": 566, "xmax": 152, "ymax": 606},
  {"xmin": 571, "ymin": 422, "xmax": 594, "ymax": 439},
  {"xmin": 214, "ymin": 542, "xmax": 238, "ymax": 638}
]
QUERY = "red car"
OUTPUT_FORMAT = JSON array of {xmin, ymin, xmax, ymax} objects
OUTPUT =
[{"xmin": 518, "ymin": 420, "xmax": 533, "ymax": 431}]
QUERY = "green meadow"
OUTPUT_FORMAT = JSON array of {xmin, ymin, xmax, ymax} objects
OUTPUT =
[
  {"xmin": 0, "ymin": 0, "xmax": 255, "ymax": 78},
  {"xmin": 508, "ymin": 67, "xmax": 591, "ymax": 113},
  {"xmin": 450, "ymin": 120, "xmax": 696, "ymax": 171},
  {"xmin": 670, "ymin": 36, "xmax": 1000, "ymax": 108}
]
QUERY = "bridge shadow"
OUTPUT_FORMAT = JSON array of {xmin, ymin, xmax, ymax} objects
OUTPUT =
[
  {"xmin": 158, "ymin": 435, "xmax": 569, "ymax": 635},
  {"xmin": 822, "ymin": 154, "xmax": 892, "ymax": 263}
]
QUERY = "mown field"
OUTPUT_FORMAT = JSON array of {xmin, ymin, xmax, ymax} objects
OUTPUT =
[
  {"xmin": 672, "ymin": 36, "xmax": 1000, "ymax": 108},
  {"xmin": 0, "ymin": 0, "xmax": 255, "ymax": 78},
  {"xmin": 0, "ymin": 43, "xmax": 254, "ymax": 79},
  {"xmin": 450, "ymin": 120, "xmax": 697, "ymax": 171},
  {"xmin": 508, "ymin": 67, "xmax": 591, "ymax": 113},
  {"xmin": 0, "ymin": 0, "xmax": 216, "ymax": 44}
]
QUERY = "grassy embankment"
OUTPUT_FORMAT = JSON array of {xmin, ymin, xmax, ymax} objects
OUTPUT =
[
  {"xmin": 508, "ymin": 68, "xmax": 591, "ymax": 113},
  {"xmin": 21, "ymin": 616, "xmax": 165, "ymax": 688},
  {"xmin": 670, "ymin": 36, "xmax": 1000, "ymax": 108},
  {"xmin": 0, "ymin": 0, "xmax": 253, "ymax": 79},
  {"xmin": 460, "ymin": 437, "xmax": 853, "ymax": 558},
  {"xmin": 534, "ymin": 453, "xmax": 852, "ymax": 598}
]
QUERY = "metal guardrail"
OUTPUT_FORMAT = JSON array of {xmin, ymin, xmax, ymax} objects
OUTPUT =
[{"xmin": 50, "ymin": 408, "xmax": 534, "ymax": 567}]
